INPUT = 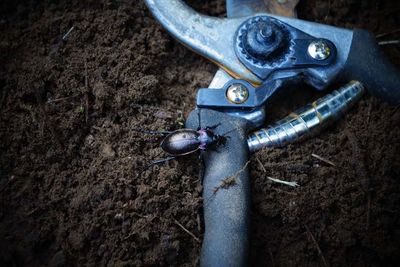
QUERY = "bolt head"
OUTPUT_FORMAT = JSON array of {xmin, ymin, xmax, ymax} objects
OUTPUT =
[
  {"xmin": 308, "ymin": 40, "xmax": 331, "ymax": 60},
  {"xmin": 226, "ymin": 84, "xmax": 249, "ymax": 104}
]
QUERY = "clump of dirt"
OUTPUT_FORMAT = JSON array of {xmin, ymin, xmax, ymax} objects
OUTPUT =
[{"xmin": 0, "ymin": 0, "xmax": 399, "ymax": 266}]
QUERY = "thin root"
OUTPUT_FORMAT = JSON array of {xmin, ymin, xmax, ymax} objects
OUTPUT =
[
  {"xmin": 378, "ymin": 40, "xmax": 400, "ymax": 46},
  {"xmin": 376, "ymin": 29, "xmax": 400, "ymax": 38},
  {"xmin": 173, "ymin": 218, "xmax": 201, "ymax": 243},
  {"xmin": 84, "ymin": 58, "xmax": 90, "ymax": 123},
  {"xmin": 62, "ymin": 26, "xmax": 75, "ymax": 41},
  {"xmin": 311, "ymin": 153, "xmax": 336, "ymax": 167},
  {"xmin": 47, "ymin": 93, "xmax": 81, "ymax": 104},
  {"xmin": 213, "ymin": 160, "xmax": 250, "ymax": 194},
  {"xmin": 256, "ymin": 157, "xmax": 267, "ymax": 173},
  {"xmin": 267, "ymin": 176, "xmax": 299, "ymax": 187}
]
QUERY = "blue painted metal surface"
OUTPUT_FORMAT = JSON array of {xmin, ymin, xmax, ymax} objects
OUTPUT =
[{"xmin": 143, "ymin": 0, "xmax": 353, "ymax": 86}]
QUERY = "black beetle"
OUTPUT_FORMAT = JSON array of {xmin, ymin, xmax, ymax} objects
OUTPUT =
[
  {"xmin": 136, "ymin": 122, "xmax": 229, "ymax": 171},
  {"xmin": 160, "ymin": 126, "xmax": 227, "ymax": 156}
]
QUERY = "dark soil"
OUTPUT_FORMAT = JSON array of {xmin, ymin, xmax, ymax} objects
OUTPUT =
[{"xmin": 0, "ymin": 0, "xmax": 399, "ymax": 266}]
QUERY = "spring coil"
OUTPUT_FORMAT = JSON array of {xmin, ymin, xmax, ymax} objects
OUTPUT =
[{"xmin": 247, "ymin": 81, "xmax": 365, "ymax": 153}]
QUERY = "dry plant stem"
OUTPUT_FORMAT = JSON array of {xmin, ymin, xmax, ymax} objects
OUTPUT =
[
  {"xmin": 62, "ymin": 26, "xmax": 75, "ymax": 41},
  {"xmin": 311, "ymin": 154, "xmax": 336, "ymax": 167},
  {"xmin": 213, "ymin": 160, "xmax": 250, "ymax": 193},
  {"xmin": 304, "ymin": 224, "xmax": 329, "ymax": 267},
  {"xmin": 256, "ymin": 157, "xmax": 267, "ymax": 173},
  {"xmin": 267, "ymin": 176, "xmax": 299, "ymax": 187},
  {"xmin": 47, "ymin": 93, "xmax": 81, "ymax": 103},
  {"xmin": 376, "ymin": 29, "xmax": 400, "ymax": 38},
  {"xmin": 84, "ymin": 58, "xmax": 90, "ymax": 123},
  {"xmin": 203, "ymin": 160, "xmax": 251, "ymax": 207},
  {"xmin": 378, "ymin": 40, "xmax": 400, "ymax": 45},
  {"xmin": 173, "ymin": 218, "xmax": 201, "ymax": 243}
]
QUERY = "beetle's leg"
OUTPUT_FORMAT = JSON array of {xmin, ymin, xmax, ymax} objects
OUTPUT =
[
  {"xmin": 150, "ymin": 156, "xmax": 177, "ymax": 165},
  {"xmin": 139, "ymin": 156, "xmax": 177, "ymax": 176},
  {"xmin": 205, "ymin": 123, "xmax": 221, "ymax": 131}
]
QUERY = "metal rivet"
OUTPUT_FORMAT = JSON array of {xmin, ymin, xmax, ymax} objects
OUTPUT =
[
  {"xmin": 308, "ymin": 40, "xmax": 331, "ymax": 60},
  {"xmin": 226, "ymin": 84, "xmax": 249, "ymax": 104}
]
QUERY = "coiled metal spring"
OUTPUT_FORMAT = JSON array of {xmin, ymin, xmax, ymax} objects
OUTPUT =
[{"xmin": 247, "ymin": 81, "xmax": 365, "ymax": 153}]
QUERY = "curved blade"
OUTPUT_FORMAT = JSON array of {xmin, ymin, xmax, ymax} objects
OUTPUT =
[
  {"xmin": 144, "ymin": 0, "xmax": 262, "ymax": 84},
  {"xmin": 145, "ymin": 0, "xmax": 353, "ymax": 87}
]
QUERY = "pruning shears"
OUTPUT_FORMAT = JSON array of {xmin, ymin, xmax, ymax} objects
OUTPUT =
[{"xmin": 144, "ymin": 0, "xmax": 400, "ymax": 266}]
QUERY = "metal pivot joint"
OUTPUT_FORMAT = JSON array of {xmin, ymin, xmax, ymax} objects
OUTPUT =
[{"xmin": 235, "ymin": 16, "xmax": 337, "ymax": 80}]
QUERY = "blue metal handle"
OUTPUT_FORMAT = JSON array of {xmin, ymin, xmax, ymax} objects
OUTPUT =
[{"xmin": 186, "ymin": 109, "xmax": 252, "ymax": 267}]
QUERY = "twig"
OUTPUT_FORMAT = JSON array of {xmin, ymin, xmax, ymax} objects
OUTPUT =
[
  {"xmin": 62, "ymin": 26, "xmax": 75, "ymax": 41},
  {"xmin": 173, "ymin": 218, "xmax": 201, "ymax": 243},
  {"xmin": 203, "ymin": 161, "xmax": 251, "ymax": 207},
  {"xmin": 376, "ymin": 29, "xmax": 400, "ymax": 38},
  {"xmin": 304, "ymin": 224, "xmax": 329, "ymax": 267},
  {"xmin": 213, "ymin": 161, "xmax": 250, "ymax": 193},
  {"xmin": 311, "ymin": 153, "xmax": 336, "ymax": 167},
  {"xmin": 267, "ymin": 176, "xmax": 299, "ymax": 187},
  {"xmin": 46, "ymin": 93, "xmax": 81, "ymax": 103},
  {"xmin": 84, "ymin": 58, "xmax": 89, "ymax": 123},
  {"xmin": 378, "ymin": 40, "xmax": 400, "ymax": 46},
  {"xmin": 256, "ymin": 157, "xmax": 267, "ymax": 173}
]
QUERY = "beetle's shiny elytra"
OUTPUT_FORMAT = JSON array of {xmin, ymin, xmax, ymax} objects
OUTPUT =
[{"xmin": 160, "ymin": 128, "xmax": 226, "ymax": 156}]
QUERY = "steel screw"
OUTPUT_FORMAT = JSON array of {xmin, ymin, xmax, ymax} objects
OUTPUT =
[
  {"xmin": 226, "ymin": 84, "xmax": 249, "ymax": 104},
  {"xmin": 308, "ymin": 40, "xmax": 331, "ymax": 60}
]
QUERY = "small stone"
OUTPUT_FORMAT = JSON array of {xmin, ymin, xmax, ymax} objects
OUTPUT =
[
  {"xmin": 114, "ymin": 213, "xmax": 124, "ymax": 221},
  {"xmin": 101, "ymin": 143, "xmax": 115, "ymax": 158},
  {"xmin": 85, "ymin": 134, "xmax": 95, "ymax": 147}
]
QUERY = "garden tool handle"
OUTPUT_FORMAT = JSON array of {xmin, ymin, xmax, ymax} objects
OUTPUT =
[
  {"xmin": 343, "ymin": 29, "xmax": 400, "ymax": 104},
  {"xmin": 186, "ymin": 109, "xmax": 252, "ymax": 267}
]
